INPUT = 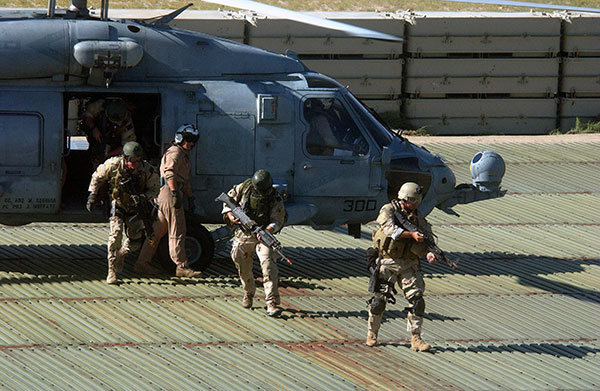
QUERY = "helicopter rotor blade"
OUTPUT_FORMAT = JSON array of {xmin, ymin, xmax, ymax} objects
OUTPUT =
[
  {"xmin": 444, "ymin": 0, "xmax": 600, "ymax": 13},
  {"xmin": 202, "ymin": 0, "xmax": 403, "ymax": 41}
]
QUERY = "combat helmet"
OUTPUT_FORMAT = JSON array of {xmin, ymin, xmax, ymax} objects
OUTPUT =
[
  {"xmin": 397, "ymin": 182, "xmax": 423, "ymax": 203},
  {"xmin": 174, "ymin": 124, "xmax": 199, "ymax": 144},
  {"xmin": 105, "ymin": 100, "xmax": 128, "ymax": 124},
  {"xmin": 122, "ymin": 141, "xmax": 144, "ymax": 160},
  {"xmin": 251, "ymin": 169, "xmax": 273, "ymax": 194}
]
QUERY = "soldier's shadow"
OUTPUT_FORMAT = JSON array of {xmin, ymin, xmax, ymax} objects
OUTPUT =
[{"xmin": 429, "ymin": 342, "xmax": 600, "ymax": 359}]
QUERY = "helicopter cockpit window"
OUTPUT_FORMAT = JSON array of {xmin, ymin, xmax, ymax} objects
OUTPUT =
[{"xmin": 303, "ymin": 98, "xmax": 369, "ymax": 157}]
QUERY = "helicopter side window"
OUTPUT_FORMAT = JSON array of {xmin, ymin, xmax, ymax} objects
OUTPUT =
[
  {"xmin": 303, "ymin": 98, "xmax": 369, "ymax": 157},
  {"xmin": 0, "ymin": 113, "xmax": 41, "ymax": 167}
]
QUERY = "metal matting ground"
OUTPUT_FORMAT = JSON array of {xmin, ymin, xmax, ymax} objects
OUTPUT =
[{"xmin": 0, "ymin": 135, "xmax": 598, "ymax": 390}]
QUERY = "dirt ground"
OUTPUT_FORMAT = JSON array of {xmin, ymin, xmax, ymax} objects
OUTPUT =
[{"xmin": 404, "ymin": 133, "xmax": 600, "ymax": 145}]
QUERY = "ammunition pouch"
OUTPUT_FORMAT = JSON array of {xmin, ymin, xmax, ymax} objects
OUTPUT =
[
  {"xmin": 410, "ymin": 242, "xmax": 428, "ymax": 258},
  {"xmin": 367, "ymin": 293, "xmax": 387, "ymax": 315},
  {"xmin": 372, "ymin": 226, "xmax": 407, "ymax": 259}
]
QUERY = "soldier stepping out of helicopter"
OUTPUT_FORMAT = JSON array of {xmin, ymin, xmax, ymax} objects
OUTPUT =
[
  {"xmin": 136, "ymin": 124, "xmax": 203, "ymax": 278},
  {"xmin": 222, "ymin": 169, "xmax": 287, "ymax": 317},
  {"xmin": 82, "ymin": 98, "xmax": 136, "ymax": 168},
  {"xmin": 86, "ymin": 141, "xmax": 161, "ymax": 284},
  {"xmin": 366, "ymin": 182, "xmax": 440, "ymax": 351}
]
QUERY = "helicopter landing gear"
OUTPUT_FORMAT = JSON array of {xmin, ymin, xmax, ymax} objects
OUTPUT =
[{"xmin": 156, "ymin": 213, "xmax": 215, "ymax": 273}]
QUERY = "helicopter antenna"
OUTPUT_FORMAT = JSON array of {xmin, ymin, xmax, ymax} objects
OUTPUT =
[
  {"xmin": 100, "ymin": 0, "xmax": 109, "ymax": 20},
  {"xmin": 47, "ymin": 0, "xmax": 56, "ymax": 17},
  {"xmin": 444, "ymin": 0, "xmax": 600, "ymax": 13},
  {"xmin": 141, "ymin": 3, "xmax": 194, "ymax": 26},
  {"xmin": 202, "ymin": 0, "xmax": 403, "ymax": 42}
]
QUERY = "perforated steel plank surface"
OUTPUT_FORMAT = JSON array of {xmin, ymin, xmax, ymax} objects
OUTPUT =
[{"xmin": 0, "ymin": 135, "xmax": 598, "ymax": 390}]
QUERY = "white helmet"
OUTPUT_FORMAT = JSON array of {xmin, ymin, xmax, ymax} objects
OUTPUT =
[
  {"xmin": 174, "ymin": 124, "xmax": 199, "ymax": 144},
  {"xmin": 397, "ymin": 182, "xmax": 423, "ymax": 203}
]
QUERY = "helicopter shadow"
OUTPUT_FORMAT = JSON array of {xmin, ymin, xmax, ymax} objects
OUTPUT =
[{"xmin": 0, "ymin": 241, "xmax": 598, "ymax": 306}]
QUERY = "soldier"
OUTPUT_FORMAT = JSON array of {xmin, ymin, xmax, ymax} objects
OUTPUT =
[
  {"xmin": 82, "ymin": 98, "xmax": 136, "ymax": 167},
  {"xmin": 366, "ymin": 182, "xmax": 439, "ymax": 351},
  {"xmin": 136, "ymin": 124, "xmax": 202, "ymax": 278},
  {"xmin": 86, "ymin": 141, "xmax": 160, "ymax": 284},
  {"xmin": 222, "ymin": 169, "xmax": 286, "ymax": 317}
]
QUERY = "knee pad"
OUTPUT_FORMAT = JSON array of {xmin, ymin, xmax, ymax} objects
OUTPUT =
[
  {"xmin": 368, "ymin": 293, "xmax": 387, "ymax": 315},
  {"xmin": 409, "ymin": 295, "xmax": 425, "ymax": 316}
]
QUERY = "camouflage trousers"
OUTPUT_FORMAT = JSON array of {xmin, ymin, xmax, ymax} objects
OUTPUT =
[
  {"xmin": 231, "ymin": 231, "xmax": 280, "ymax": 306},
  {"xmin": 368, "ymin": 258, "xmax": 426, "ymax": 335},
  {"xmin": 108, "ymin": 214, "xmax": 143, "ymax": 270}
]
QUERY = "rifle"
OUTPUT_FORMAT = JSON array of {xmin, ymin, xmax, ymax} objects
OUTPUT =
[
  {"xmin": 216, "ymin": 192, "xmax": 292, "ymax": 265},
  {"xmin": 393, "ymin": 210, "xmax": 458, "ymax": 270},
  {"xmin": 121, "ymin": 176, "xmax": 156, "ymax": 246}
]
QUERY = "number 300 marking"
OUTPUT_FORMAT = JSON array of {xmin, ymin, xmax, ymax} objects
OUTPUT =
[{"xmin": 343, "ymin": 199, "xmax": 376, "ymax": 212}]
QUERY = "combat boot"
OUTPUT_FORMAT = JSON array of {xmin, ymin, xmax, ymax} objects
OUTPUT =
[
  {"xmin": 175, "ymin": 265, "xmax": 202, "ymax": 278},
  {"xmin": 411, "ymin": 333, "xmax": 431, "ymax": 352},
  {"xmin": 242, "ymin": 292, "xmax": 254, "ymax": 308},
  {"xmin": 106, "ymin": 267, "xmax": 117, "ymax": 285},
  {"xmin": 366, "ymin": 331, "xmax": 377, "ymax": 347},
  {"xmin": 266, "ymin": 303, "xmax": 282, "ymax": 317},
  {"xmin": 134, "ymin": 260, "xmax": 162, "ymax": 275}
]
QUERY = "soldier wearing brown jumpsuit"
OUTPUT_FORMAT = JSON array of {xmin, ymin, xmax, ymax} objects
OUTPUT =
[{"xmin": 136, "ymin": 124, "xmax": 202, "ymax": 278}]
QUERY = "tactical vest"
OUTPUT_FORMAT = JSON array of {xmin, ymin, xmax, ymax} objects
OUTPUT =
[
  {"xmin": 372, "ymin": 203, "xmax": 426, "ymax": 260},
  {"xmin": 110, "ymin": 160, "xmax": 141, "ymax": 209},
  {"xmin": 238, "ymin": 179, "xmax": 279, "ymax": 228}
]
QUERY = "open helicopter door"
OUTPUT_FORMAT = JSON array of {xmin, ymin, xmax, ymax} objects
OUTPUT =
[
  {"xmin": 0, "ymin": 91, "xmax": 62, "ymax": 222},
  {"xmin": 294, "ymin": 95, "xmax": 375, "ymax": 199}
]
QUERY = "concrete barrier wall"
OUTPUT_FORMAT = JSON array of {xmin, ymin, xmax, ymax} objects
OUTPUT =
[{"xmin": 116, "ymin": 9, "xmax": 600, "ymax": 135}]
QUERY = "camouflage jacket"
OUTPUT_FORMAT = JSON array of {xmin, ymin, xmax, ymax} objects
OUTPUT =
[{"xmin": 88, "ymin": 156, "xmax": 160, "ymax": 210}]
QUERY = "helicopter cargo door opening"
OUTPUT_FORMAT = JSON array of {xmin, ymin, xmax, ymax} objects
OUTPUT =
[
  {"xmin": 0, "ymin": 91, "xmax": 62, "ymax": 225},
  {"xmin": 61, "ymin": 93, "xmax": 162, "ymax": 220}
]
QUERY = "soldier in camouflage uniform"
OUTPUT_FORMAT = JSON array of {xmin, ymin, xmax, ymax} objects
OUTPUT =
[
  {"xmin": 366, "ymin": 182, "xmax": 439, "ymax": 351},
  {"xmin": 136, "ymin": 124, "xmax": 202, "ymax": 278},
  {"xmin": 222, "ymin": 169, "xmax": 287, "ymax": 317},
  {"xmin": 82, "ymin": 98, "xmax": 136, "ymax": 167},
  {"xmin": 86, "ymin": 141, "xmax": 160, "ymax": 284}
]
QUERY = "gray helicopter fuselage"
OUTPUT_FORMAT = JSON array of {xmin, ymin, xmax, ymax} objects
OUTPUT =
[{"xmin": 0, "ymin": 11, "xmax": 493, "ymax": 228}]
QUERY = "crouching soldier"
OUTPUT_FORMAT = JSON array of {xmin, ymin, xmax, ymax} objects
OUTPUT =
[
  {"xmin": 222, "ymin": 169, "xmax": 286, "ymax": 317},
  {"xmin": 366, "ymin": 182, "xmax": 439, "ymax": 351},
  {"xmin": 86, "ymin": 141, "xmax": 160, "ymax": 284}
]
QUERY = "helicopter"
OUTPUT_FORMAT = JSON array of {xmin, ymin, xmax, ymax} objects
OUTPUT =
[{"xmin": 0, "ymin": 0, "xmax": 510, "ymax": 271}]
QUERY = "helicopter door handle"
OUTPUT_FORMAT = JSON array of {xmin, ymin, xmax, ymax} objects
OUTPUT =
[
  {"xmin": 153, "ymin": 114, "xmax": 161, "ymax": 147},
  {"xmin": 302, "ymin": 163, "xmax": 313, "ymax": 170},
  {"xmin": 340, "ymin": 159, "xmax": 355, "ymax": 165}
]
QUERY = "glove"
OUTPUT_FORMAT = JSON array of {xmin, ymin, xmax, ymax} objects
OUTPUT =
[
  {"xmin": 171, "ymin": 190, "xmax": 182, "ymax": 209},
  {"xmin": 187, "ymin": 195, "xmax": 196, "ymax": 213},
  {"xmin": 86, "ymin": 193, "xmax": 97, "ymax": 212}
]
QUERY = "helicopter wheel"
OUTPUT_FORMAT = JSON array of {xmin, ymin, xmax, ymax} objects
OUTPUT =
[{"xmin": 156, "ymin": 213, "xmax": 215, "ymax": 273}]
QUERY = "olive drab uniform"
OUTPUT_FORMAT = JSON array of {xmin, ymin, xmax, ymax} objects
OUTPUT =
[
  {"xmin": 137, "ymin": 144, "xmax": 193, "ymax": 269},
  {"xmin": 223, "ymin": 179, "xmax": 286, "ymax": 309},
  {"xmin": 88, "ymin": 156, "xmax": 159, "ymax": 282},
  {"xmin": 368, "ymin": 199, "xmax": 433, "ymax": 339}
]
